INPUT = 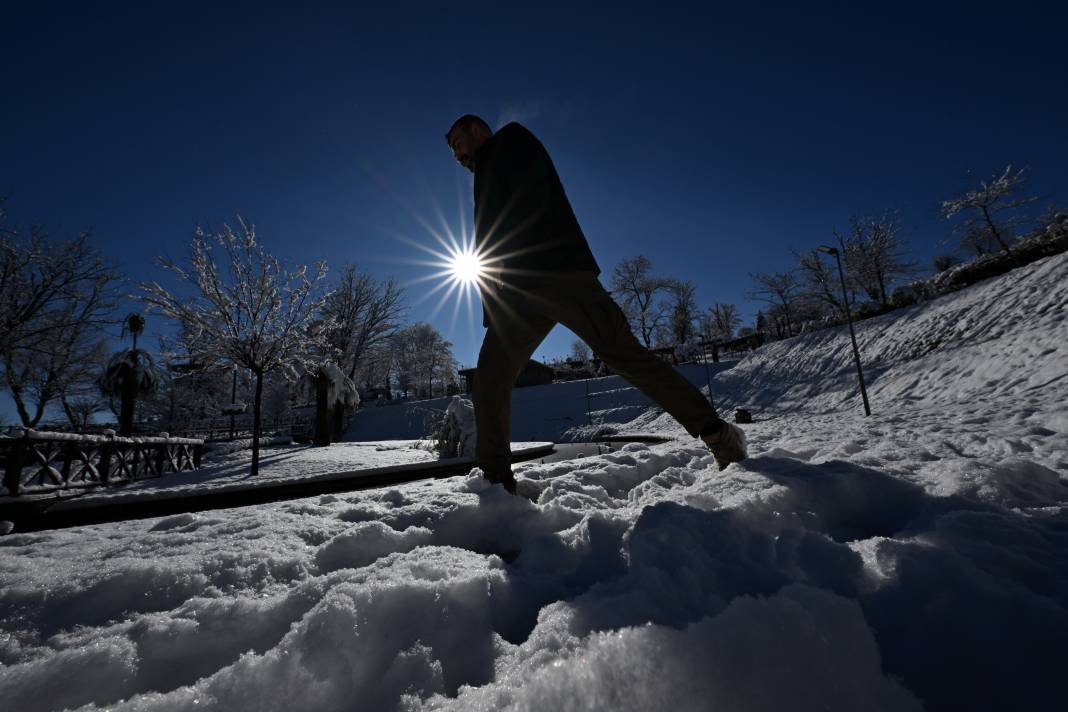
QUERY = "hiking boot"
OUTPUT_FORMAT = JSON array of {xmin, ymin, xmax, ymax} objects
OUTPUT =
[
  {"xmin": 701, "ymin": 420, "xmax": 748, "ymax": 470},
  {"xmin": 483, "ymin": 470, "xmax": 518, "ymax": 495}
]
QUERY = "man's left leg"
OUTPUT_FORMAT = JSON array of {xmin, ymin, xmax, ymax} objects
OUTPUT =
[{"xmin": 473, "ymin": 297, "xmax": 555, "ymax": 491}]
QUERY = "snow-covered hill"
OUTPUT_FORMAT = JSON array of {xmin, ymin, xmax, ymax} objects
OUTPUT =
[
  {"xmin": 1, "ymin": 253, "xmax": 1066, "ymax": 712},
  {"xmin": 626, "ymin": 249, "xmax": 1067, "ymax": 426}
]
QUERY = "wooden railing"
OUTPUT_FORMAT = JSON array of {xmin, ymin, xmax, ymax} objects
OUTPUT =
[{"xmin": 0, "ymin": 430, "xmax": 205, "ymax": 497}]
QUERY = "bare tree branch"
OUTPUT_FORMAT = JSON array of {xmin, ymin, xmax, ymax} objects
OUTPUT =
[{"xmin": 610, "ymin": 255, "xmax": 673, "ymax": 348}]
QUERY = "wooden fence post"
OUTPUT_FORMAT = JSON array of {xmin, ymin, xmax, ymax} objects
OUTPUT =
[
  {"xmin": 3, "ymin": 438, "xmax": 27, "ymax": 496},
  {"xmin": 131, "ymin": 443, "xmax": 141, "ymax": 479},
  {"xmin": 99, "ymin": 440, "xmax": 112, "ymax": 485},
  {"xmin": 61, "ymin": 442, "xmax": 75, "ymax": 486}
]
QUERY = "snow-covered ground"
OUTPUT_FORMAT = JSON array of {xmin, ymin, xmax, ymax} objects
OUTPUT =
[{"xmin": 1, "ymin": 253, "xmax": 1066, "ymax": 711}]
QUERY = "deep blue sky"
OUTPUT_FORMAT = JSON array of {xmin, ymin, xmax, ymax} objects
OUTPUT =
[{"xmin": 4, "ymin": 2, "xmax": 1066, "ymax": 417}]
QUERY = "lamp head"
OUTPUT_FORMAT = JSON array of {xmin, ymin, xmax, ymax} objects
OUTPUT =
[{"xmin": 817, "ymin": 245, "xmax": 839, "ymax": 256}]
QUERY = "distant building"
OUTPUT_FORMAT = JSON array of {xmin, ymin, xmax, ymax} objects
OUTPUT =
[{"xmin": 458, "ymin": 359, "xmax": 555, "ymax": 394}]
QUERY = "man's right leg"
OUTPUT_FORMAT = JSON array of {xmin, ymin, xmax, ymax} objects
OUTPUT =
[
  {"xmin": 524, "ymin": 273, "xmax": 746, "ymax": 469},
  {"xmin": 473, "ymin": 305, "xmax": 554, "ymax": 490},
  {"xmin": 526, "ymin": 273, "xmax": 723, "ymax": 437}
]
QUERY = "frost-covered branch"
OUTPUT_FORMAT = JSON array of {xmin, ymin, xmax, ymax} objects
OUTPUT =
[
  {"xmin": 942, "ymin": 165, "xmax": 1039, "ymax": 257},
  {"xmin": 140, "ymin": 218, "xmax": 329, "ymax": 474}
]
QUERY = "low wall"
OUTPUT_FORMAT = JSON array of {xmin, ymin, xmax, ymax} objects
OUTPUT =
[{"xmin": 344, "ymin": 362, "xmax": 733, "ymax": 443}]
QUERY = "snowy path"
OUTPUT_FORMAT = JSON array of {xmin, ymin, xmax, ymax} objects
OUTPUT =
[{"xmin": 1, "ymin": 253, "xmax": 1066, "ymax": 711}]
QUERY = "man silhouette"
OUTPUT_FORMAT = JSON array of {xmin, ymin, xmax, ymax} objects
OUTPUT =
[{"xmin": 446, "ymin": 115, "xmax": 746, "ymax": 494}]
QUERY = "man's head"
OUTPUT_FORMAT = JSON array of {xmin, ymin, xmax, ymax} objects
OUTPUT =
[{"xmin": 445, "ymin": 114, "xmax": 492, "ymax": 173}]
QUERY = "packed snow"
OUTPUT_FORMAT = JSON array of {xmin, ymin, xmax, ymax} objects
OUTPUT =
[{"xmin": 1, "ymin": 253, "xmax": 1066, "ymax": 711}]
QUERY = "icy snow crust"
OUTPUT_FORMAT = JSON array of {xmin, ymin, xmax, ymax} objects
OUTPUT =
[{"xmin": 2, "ymin": 253, "xmax": 1067, "ymax": 711}]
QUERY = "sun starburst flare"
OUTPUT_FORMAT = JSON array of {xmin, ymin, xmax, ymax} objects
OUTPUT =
[
  {"xmin": 368, "ymin": 166, "xmax": 541, "ymax": 337},
  {"xmin": 448, "ymin": 244, "xmax": 485, "ymax": 286},
  {"xmin": 388, "ymin": 227, "xmax": 496, "ymax": 335}
]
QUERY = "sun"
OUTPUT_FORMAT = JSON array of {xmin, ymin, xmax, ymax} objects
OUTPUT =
[{"xmin": 450, "ymin": 247, "xmax": 484, "ymax": 285}]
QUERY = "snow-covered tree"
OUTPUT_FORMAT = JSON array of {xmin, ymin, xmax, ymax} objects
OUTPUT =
[
  {"xmin": 140, "ymin": 218, "xmax": 329, "ymax": 475},
  {"xmin": 569, "ymin": 339, "xmax": 592, "ymax": 363},
  {"xmin": 942, "ymin": 165, "xmax": 1038, "ymax": 257},
  {"xmin": 838, "ymin": 214, "xmax": 915, "ymax": 307},
  {"xmin": 3, "ymin": 305, "xmax": 110, "ymax": 428},
  {"xmin": 298, "ymin": 362, "xmax": 359, "ymax": 446},
  {"xmin": 797, "ymin": 249, "xmax": 847, "ymax": 311},
  {"xmin": 700, "ymin": 302, "xmax": 741, "ymax": 342},
  {"xmin": 610, "ymin": 255, "xmax": 673, "ymax": 348},
  {"xmin": 390, "ymin": 323, "xmax": 456, "ymax": 399},
  {"xmin": 141, "ymin": 325, "xmax": 244, "ymax": 433},
  {"xmin": 60, "ymin": 393, "xmax": 108, "ymax": 432},
  {"xmin": 320, "ymin": 266, "xmax": 406, "ymax": 437},
  {"xmin": 748, "ymin": 271, "xmax": 802, "ymax": 338},
  {"xmin": 663, "ymin": 280, "xmax": 699, "ymax": 346},
  {"xmin": 260, "ymin": 374, "xmax": 296, "ymax": 421},
  {"xmin": 0, "ymin": 205, "xmax": 120, "ymax": 427},
  {"xmin": 355, "ymin": 344, "xmax": 394, "ymax": 398},
  {"xmin": 0, "ymin": 205, "xmax": 117, "ymax": 357}
]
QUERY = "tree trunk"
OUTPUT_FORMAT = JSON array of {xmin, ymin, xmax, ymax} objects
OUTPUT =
[
  {"xmin": 332, "ymin": 404, "xmax": 346, "ymax": 441},
  {"xmin": 314, "ymin": 373, "xmax": 331, "ymax": 446},
  {"xmin": 11, "ymin": 387, "xmax": 33, "ymax": 428},
  {"xmin": 982, "ymin": 206, "xmax": 1013, "ymax": 256},
  {"xmin": 61, "ymin": 396, "xmax": 79, "ymax": 430},
  {"xmin": 119, "ymin": 378, "xmax": 137, "ymax": 436},
  {"xmin": 251, "ymin": 369, "xmax": 264, "ymax": 476}
]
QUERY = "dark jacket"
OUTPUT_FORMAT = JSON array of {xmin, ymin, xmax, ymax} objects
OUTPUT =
[{"xmin": 474, "ymin": 123, "xmax": 600, "ymax": 304}]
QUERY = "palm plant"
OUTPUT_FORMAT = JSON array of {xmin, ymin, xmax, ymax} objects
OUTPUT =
[
  {"xmin": 299, "ymin": 362, "xmax": 359, "ymax": 446},
  {"xmin": 99, "ymin": 313, "xmax": 161, "ymax": 436}
]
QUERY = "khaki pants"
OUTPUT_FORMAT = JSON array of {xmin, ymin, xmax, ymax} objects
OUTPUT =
[{"xmin": 474, "ymin": 272, "xmax": 720, "ymax": 480}]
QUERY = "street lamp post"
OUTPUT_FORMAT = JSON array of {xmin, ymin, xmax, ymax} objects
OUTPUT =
[
  {"xmin": 229, "ymin": 367, "xmax": 239, "ymax": 440},
  {"xmin": 701, "ymin": 342, "xmax": 716, "ymax": 411},
  {"xmin": 818, "ymin": 245, "xmax": 872, "ymax": 416}
]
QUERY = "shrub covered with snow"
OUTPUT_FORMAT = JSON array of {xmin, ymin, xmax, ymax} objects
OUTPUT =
[{"xmin": 432, "ymin": 396, "xmax": 477, "ymax": 458}]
